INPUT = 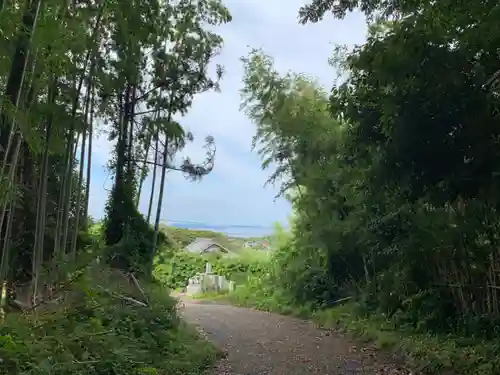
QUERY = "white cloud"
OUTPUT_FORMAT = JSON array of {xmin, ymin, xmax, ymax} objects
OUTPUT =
[{"xmin": 87, "ymin": 0, "xmax": 368, "ymax": 235}]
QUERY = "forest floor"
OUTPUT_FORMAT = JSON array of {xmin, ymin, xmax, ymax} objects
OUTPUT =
[{"xmin": 178, "ymin": 295, "xmax": 411, "ymax": 375}]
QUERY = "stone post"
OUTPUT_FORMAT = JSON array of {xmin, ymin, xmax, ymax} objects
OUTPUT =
[{"xmin": 205, "ymin": 262, "xmax": 212, "ymax": 274}]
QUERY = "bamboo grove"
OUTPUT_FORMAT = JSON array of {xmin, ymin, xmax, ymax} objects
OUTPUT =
[
  {"xmin": 242, "ymin": 0, "xmax": 500, "ymax": 338},
  {"xmin": 0, "ymin": 0, "xmax": 231, "ymax": 308}
]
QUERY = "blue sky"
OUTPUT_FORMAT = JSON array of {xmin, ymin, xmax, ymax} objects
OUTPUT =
[{"xmin": 87, "ymin": 0, "xmax": 367, "ymax": 236}]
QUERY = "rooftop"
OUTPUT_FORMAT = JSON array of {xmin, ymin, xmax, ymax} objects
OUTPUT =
[{"xmin": 185, "ymin": 238, "xmax": 229, "ymax": 254}]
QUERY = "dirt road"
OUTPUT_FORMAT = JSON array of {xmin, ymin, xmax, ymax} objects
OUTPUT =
[{"xmin": 179, "ymin": 296, "xmax": 408, "ymax": 375}]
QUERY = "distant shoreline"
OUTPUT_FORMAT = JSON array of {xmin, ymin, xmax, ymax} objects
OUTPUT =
[{"xmin": 163, "ymin": 221, "xmax": 279, "ymax": 238}]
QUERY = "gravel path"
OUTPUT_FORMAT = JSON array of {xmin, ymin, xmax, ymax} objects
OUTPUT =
[{"xmin": 179, "ymin": 296, "xmax": 408, "ymax": 375}]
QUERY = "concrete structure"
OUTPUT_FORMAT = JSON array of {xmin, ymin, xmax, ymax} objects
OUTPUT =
[{"xmin": 185, "ymin": 262, "xmax": 237, "ymax": 296}]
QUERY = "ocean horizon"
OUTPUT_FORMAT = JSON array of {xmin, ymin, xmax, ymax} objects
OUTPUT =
[{"xmin": 163, "ymin": 220, "xmax": 281, "ymax": 238}]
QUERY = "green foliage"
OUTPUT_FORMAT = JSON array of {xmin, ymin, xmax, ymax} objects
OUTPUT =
[
  {"xmin": 0, "ymin": 0, "xmax": 231, "ymax": 374},
  {"xmin": 240, "ymin": 27, "xmax": 500, "ymax": 332},
  {"xmin": 236, "ymin": 3, "xmax": 500, "ymax": 370},
  {"xmin": 154, "ymin": 251, "xmax": 206, "ymax": 290},
  {"xmin": 88, "ymin": 222, "xmax": 104, "ymax": 239},
  {"xmin": 163, "ymin": 226, "xmax": 236, "ymax": 250},
  {"xmin": 226, "ymin": 272, "xmax": 312, "ymax": 318},
  {"xmin": 101, "ymin": 0, "xmax": 231, "ymax": 276},
  {"xmin": 154, "ymin": 247, "xmax": 269, "ymax": 290},
  {"xmin": 162, "ymin": 226, "xmax": 274, "ymax": 254},
  {"xmin": 212, "ymin": 253, "xmax": 268, "ymax": 284},
  {"xmin": 104, "ymin": 201, "xmax": 167, "ymax": 275},
  {"xmin": 226, "ymin": 270, "xmax": 500, "ymax": 375},
  {"xmin": 311, "ymin": 305, "xmax": 500, "ymax": 375},
  {"xmin": 0, "ymin": 267, "xmax": 220, "ymax": 375}
]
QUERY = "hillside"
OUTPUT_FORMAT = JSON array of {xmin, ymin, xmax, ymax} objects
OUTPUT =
[
  {"xmin": 160, "ymin": 225, "xmax": 273, "ymax": 253},
  {"xmin": 165, "ymin": 221, "xmax": 278, "ymax": 238}
]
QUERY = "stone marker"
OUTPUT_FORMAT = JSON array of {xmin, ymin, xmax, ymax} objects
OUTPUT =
[
  {"xmin": 205, "ymin": 262, "xmax": 212, "ymax": 274},
  {"xmin": 184, "ymin": 269, "xmax": 236, "ymax": 295}
]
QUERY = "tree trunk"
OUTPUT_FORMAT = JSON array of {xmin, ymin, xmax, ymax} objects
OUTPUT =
[
  {"xmin": 149, "ymin": 133, "xmax": 168, "ymax": 276},
  {"xmin": 147, "ymin": 130, "xmax": 159, "ymax": 223},
  {"xmin": 84, "ymin": 88, "xmax": 94, "ymax": 226},
  {"xmin": 70, "ymin": 81, "xmax": 91, "ymax": 259},
  {"xmin": 0, "ymin": 0, "xmax": 42, "ymax": 277},
  {"xmin": 31, "ymin": 83, "xmax": 54, "ymax": 304},
  {"xmin": 135, "ymin": 131, "xmax": 152, "ymax": 208}
]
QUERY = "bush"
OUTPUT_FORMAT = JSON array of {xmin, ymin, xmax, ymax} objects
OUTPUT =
[
  {"xmin": 212, "ymin": 254, "xmax": 268, "ymax": 284},
  {"xmin": 154, "ymin": 251, "xmax": 206, "ymax": 290},
  {"xmin": 226, "ymin": 272, "xmax": 313, "ymax": 318},
  {"xmin": 154, "ymin": 249, "xmax": 269, "ymax": 290}
]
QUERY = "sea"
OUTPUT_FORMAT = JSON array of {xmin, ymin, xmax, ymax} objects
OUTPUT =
[{"xmin": 164, "ymin": 220, "xmax": 281, "ymax": 238}]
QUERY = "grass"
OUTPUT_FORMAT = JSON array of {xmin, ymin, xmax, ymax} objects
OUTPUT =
[
  {"xmin": 201, "ymin": 284, "xmax": 500, "ymax": 375},
  {"xmin": 190, "ymin": 291, "xmax": 230, "ymax": 301},
  {"xmin": 310, "ymin": 306, "xmax": 500, "ymax": 375},
  {"xmin": 0, "ymin": 266, "xmax": 222, "ymax": 375}
]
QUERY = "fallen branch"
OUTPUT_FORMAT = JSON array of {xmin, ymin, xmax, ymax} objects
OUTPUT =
[
  {"xmin": 119, "ymin": 295, "xmax": 148, "ymax": 307},
  {"xmin": 10, "ymin": 299, "xmax": 30, "ymax": 310},
  {"xmin": 329, "ymin": 296, "xmax": 352, "ymax": 306},
  {"xmin": 128, "ymin": 272, "xmax": 149, "ymax": 305},
  {"xmin": 96, "ymin": 285, "xmax": 148, "ymax": 307}
]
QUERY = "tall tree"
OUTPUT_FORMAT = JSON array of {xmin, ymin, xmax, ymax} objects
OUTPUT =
[{"xmin": 102, "ymin": 0, "xmax": 230, "ymax": 275}]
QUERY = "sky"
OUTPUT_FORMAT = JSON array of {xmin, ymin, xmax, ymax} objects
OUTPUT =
[{"xmin": 87, "ymin": 0, "xmax": 368, "ymax": 237}]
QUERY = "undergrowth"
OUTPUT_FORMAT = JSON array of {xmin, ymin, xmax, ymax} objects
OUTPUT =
[
  {"xmin": 191, "ymin": 291, "xmax": 229, "ymax": 301},
  {"xmin": 0, "ymin": 266, "xmax": 221, "ymax": 375},
  {"xmin": 220, "ymin": 277, "xmax": 500, "ymax": 375}
]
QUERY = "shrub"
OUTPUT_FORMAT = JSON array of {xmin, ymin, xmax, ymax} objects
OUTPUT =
[
  {"xmin": 154, "ymin": 249, "xmax": 269, "ymax": 290},
  {"xmin": 154, "ymin": 251, "xmax": 206, "ymax": 289}
]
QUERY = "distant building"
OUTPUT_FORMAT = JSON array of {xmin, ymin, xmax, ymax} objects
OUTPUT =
[
  {"xmin": 185, "ymin": 238, "xmax": 229, "ymax": 254},
  {"xmin": 244, "ymin": 240, "xmax": 272, "ymax": 251}
]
